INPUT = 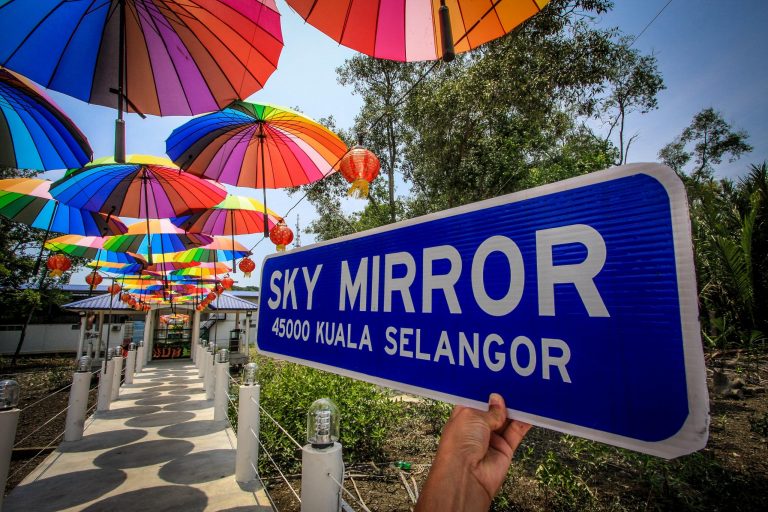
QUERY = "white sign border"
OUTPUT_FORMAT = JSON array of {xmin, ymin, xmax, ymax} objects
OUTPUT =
[{"xmin": 256, "ymin": 163, "xmax": 709, "ymax": 459}]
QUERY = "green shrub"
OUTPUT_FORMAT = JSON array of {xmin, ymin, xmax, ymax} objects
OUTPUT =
[{"xmin": 254, "ymin": 356, "xmax": 398, "ymax": 473}]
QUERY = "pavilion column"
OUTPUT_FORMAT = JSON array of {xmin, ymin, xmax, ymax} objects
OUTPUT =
[
  {"xmin": 143, "ymin": 309, "xmax": 154, "ymax": 364},
  {"xmin": 191, "ymin": 309, "xmax": 201, "ymax": 362},
  {"xmin": 75, "ymin": 312, "xmax": 87, "ymax": 362},
  {"xmin": 96, "ymin": 312, "xmax": 105, "ymax": 360}
]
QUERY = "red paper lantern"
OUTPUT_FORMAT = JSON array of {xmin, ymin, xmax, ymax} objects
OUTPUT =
[
  {"xmin": 107, "ymin": 283, "xmax": 122, "ymax": 295},
  {"xmin": 214, "ymin": 283, "xmax": 224, "ymax": 295},
  {"xmin": 270, "ymin": 219, "xmax": 294, "ymax": 252},
  {"xmin": 196, "ymin": 305, "xmax": 204, "ymax": 312},
  {"xmin": 206, "ymin": 292, "xmax": 217, "ymax": 301},
  {"xmin": 46, "ymin": 254, "xmax": 71, "ymax": 278},
  {"xmin": 85, "ymin": 271, "xmax": 103, "ymax": 287},
  {"xmin": 338, "ymin": 145, "xmax": 380, "ymax": 199},
  {"xmin": 239, "ymin": 257, "xmax": 255, "ymax": 277},
  {"xmin": 221, "ymin": 275, "xmax": 234, "ymax": 290},
  {"xmin": 121, "ymin": 292, "xmax": 132, "ymax": 303}
]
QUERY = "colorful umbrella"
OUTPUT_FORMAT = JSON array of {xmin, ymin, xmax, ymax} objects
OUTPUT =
[
  {"xmin": 0, "ymin": 67, "xmax": 92, "ymax": 170},
  {"xmin": 167, "ymin": 101, "xmax": 347, "ymax": 234},
  {"xmin": 0, "ymin": 178, "xmax": 127, "ymax": 236},
  {"xmin": 285, "ymin": 0, "xmax": 549, "ymax": 62},
  {"xmin": 171, "ymin": 262, "xmax": 232, "ymax": 277},
  {"xmin": 50, "ymin": 155, "xmax": 226, "ymax": 262},
  {"xmin": 103, "ymin": 219, "xmax": 212, "ymax": 256},
  {"xmin": 172, "ymin": 193, "xmax": 280, "ymax": 272},
  {"xmin": 172, "ymin": 237, "xmax": 249, "ymax": 264},
  {"xmin": 147, "ymin": 261, "xmax": 201, "ymax": 273},
  {"xmin": 44, "ymin": 235, "xmax": 146, "ymax": 265},
  {"xmin": 0, "ymin": 1, "xmax": 283, "ymax": 117}
]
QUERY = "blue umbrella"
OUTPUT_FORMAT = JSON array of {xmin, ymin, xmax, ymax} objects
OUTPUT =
[{"xmin": 0, "ymin": 67, "xmax": 91, "ymax": 170}]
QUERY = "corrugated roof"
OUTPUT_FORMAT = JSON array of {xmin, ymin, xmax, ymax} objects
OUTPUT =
[{"xmin": 62, "ymin": 292, "xmax": 257, "ymax": 312}]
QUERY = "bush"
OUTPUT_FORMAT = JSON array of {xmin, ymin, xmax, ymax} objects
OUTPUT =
[{"xmin": 254, "ymin": 355, "xmax": 398, "ymax": 473}]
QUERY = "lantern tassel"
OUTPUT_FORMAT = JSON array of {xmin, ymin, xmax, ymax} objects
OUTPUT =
[
  {"xmin": 347, "ymin": 178, "xmax": 370, "ymax": 199},
  {"xmin": 276, "ymin": 244, "xmax": 286, "ymax": 252}
]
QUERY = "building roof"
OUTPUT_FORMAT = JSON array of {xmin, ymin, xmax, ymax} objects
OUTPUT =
[{"xmin": 63, "ymin": 292, "xmax": 257, "ymax": 312}]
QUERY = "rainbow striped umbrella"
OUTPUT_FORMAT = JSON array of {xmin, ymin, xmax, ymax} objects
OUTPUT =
[
  {"xmin": 0, "ymin": 67, "xmax": 92, "ymax": 170},
  {"xmin": 103, "ymin": 219, "xmax": 212, "ymax": 257},
  {"xmin": 0, "ymin": 178, "xmax": 127, "ymax": 236},
  {"xmin": 0, "ymin": 1, "xmax": 283, "ymax": 117},
  {"xmin": 172, "ymin": 237, "xmax": 249, "ymax": 264},
  {"xmin": 50, "ymin": 155, "xmax": 227, "ymax": 218},
  {"xmin": 171, "ymin": 262, "xmax": 232, "ymax": 277},
  {"xmin": 167, "ymin": 101, "xmax": 347, "ymax": 235},
  {"xmin": 286, "ymin": 0, "xmax": 549, "ymax": 62},
  {"xmin": 44, "ymin": 235, "xmax": 146, "ymax": 265}
]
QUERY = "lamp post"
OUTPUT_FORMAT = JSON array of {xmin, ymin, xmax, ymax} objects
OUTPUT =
[
  {"xmin": 301, "ymin": 398, "xmax": 343, "ymax": 512},
  {"xmin": 64, "ymin": 356, "xmax": 92, "ymax": 442},
  {"xmin": 213, "ymin": 349, "xmax": 229, "ymax": 421},
  {"xmin": 235, "ymin": 363, "xmax": 260, "ymax": 483}
]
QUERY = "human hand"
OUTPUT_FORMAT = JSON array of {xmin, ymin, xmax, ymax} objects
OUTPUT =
[{"xmin": 415, "ymin": 393, "xmax": 531, "ymax": 512}]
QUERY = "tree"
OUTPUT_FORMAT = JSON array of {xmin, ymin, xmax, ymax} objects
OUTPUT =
[{"xmin": 659, "ymin": 108, "xmax": 752, "ymax": 180}]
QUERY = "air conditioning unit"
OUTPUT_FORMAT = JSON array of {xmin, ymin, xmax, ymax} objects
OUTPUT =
[{"xmin": 111, "ymin": 325, "xmax": 121, "ymax": 331}]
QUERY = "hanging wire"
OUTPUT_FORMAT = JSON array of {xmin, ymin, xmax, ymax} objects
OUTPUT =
[
  {"xmin": 257, "ymin": 438, "xmax": 302, "ymax": 504},
  {"xmin": 256, "ymin": 400, "xmax": 303, "ymax": 450},
  {"xmin": 328, "ymin": 471, "xmax": 372, "ymax": 512},
  {"xmin": 628, "ymin": 0, "xmax": 674, "ymax": 49},
  {"xmin": 8, "ymin": 430, "xmax": 65, "ymax": 481},
  {"xmin": 19, "ymin": 381, "xmax": 74, "ymax": 412},
  {"xmin": 13, "ymin": 404, "xmax": 70, "ymax": 448}
]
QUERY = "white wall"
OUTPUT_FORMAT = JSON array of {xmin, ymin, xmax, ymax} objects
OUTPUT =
[{"xmin": 0, "ymin": 323, "xmax": 129, "ymax": 356}]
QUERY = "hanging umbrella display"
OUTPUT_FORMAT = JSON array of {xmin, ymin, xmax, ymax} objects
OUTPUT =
[
  {"xmin": 147, "ymin": 261, "xmax": 201, "ymax": 273},
  {"xmin": 0, "ymin": 1, "xmax": 284, "ymax": 160},
  {"xmin": 171, "ymin": 262, "xmax": 232, "ymax": 277},
  {"xmin": 44, "ymin": 235, "xmax": 146, "ymax": 265},
  {"xmin": 50, "ymin": 155, "xmax": 226, "ymax": 263},
  {"xmin": 172, "ymin": 238, "xmax": 250, "ymax": 264},
  {"xmin": 103, "ymin": 219, "xmax": 212, "ymax": 256},
  {"xmin": 167, "ymin": 101, "xmax": 348, "ymax": 235},
  {"xmin": 172, "ymin": 193, "xmax": 280, "ymax": 272},
  {"xmin": 0, "ymin": 67, "xmax": 92, "ymax": 170},
  {"xmin": 285, "ymin": 0, "xmax": 549, "ymax": 62},
  {"xmin": 0, "ymin": 178, "xmax": 127, "ymax": 236}
]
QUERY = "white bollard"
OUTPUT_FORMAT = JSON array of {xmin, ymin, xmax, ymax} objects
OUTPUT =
[
  {"xmin": 213, "ymin": 349, "xmax": 230, "ymax": 422},
  {"xmin": 235, "ymin": 363, "xmax": 260, "ymax": 483},
  {"xmin": 136, "ymin": 341, "xmax": 145, "ymax": 373},
  {"xmin": 301, "ymin": 444, "xmax": 344, "ymax": 512},
  {"xmin": 205, "ymin": 349, "xmax": 216, "ymax": 400},
  {"xmin": 301, "ymin": 398, "xmax": 344, "ymax": 512},
  {"xmin": 0, "ymin": 380, "xmax": 21, "ymax": 512},
  {"xmin": 111, "ymin": 354, "xmax": 123, "ymax": 401},
  {"xmin": 124, "ymin": 344, "xmax": 137, "ymax": 385},
  {"xmin": 97, "ymin": 357, "xmax": 115, "ymax": 412},
  {"xmin": 64, "ymin": 357, "xmax": 93, "ymax": 442}
]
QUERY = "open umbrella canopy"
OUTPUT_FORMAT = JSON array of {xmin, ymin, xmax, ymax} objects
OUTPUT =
[
  {"xmin": 50, "ymin": 155, "xmax": 227, "ymax": 218},
  {"xmin": 0, "ymin": 67, "xmax": 92, "ymax": 170},
  {"xmin": 90, "ymin": 262, "xmax": 146, "ymax": 275},
  {"xmin": 285, "ymin": 0, "xmax": 550, "ymax": 61},
  {"xmin": 167, "ymin": 101, "xmax": 348, "ymax": 188},
  {"xmin": 0, "ymin": 178, "xmax": 127, "ymax": 236},
  {"xmin": 172, "ymin": 237, "xmax": 249, "ymax": 263},
  {"xmin": 172, "ymin": 194, "xmax": 281, "ymax": 235},
  {"xmin": 45, "ymin": 235, "xmax": 146, "ymax": 265},
  {"xmin": 171, "ymin": 262, "xmax": 232, "ymax": 277},
  {"xmin": 147, "ymin": 261, "xmax": 201, "ymax": 273},
  {"xmin": 0, "ymin": 0, "xmax": 284, "ymax": 117},
  {"xmin": 103, "ymin": 219, "xmax": 213, "ymax": 256}
]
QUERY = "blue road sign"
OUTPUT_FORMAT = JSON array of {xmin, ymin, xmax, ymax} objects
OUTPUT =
[{"xmin": 256, "ymin": 164, "xmax": 708, "ymax": 458}]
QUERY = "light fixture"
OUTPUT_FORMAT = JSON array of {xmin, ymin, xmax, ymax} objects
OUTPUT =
[
  {"xmin": 138, "ymin": 340, "xmax": 144, "ymax": 347},
  {"xmin": 208, "ymin": 341, "xmax": 215, "ymax": 353},
  {"xmin": 0, "ymin": 379, "xmax": 20, "ymax": 410},
  {"xmin": 128, "ymin": 342, "xmax": 136, "ymax": 351},
  {"xmin": 106, "ymin": 348, "xmax": 115, "ymax": 360},
  {"xmin": 242, "ymin": 362, "xmax": 258, "ymax": 385},
  {"xmin": 306, "ymin": 398, "xmax": 339, "ymax": 449},
  {"xmin": 77, "ymin": 355, "xmax": 92, "ymax": 372},
  {"xmin": 217, "ymin": 349, "xmax": 230, "ymax": 363},
  {"xmin": 246, "ymin": 310, "xmax": 253, "ymax": 318}
]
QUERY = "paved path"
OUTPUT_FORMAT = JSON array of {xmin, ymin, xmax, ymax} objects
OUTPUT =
[{"xmin": 4, "ymin": 360, "xmax": 273, "ymax": 512}]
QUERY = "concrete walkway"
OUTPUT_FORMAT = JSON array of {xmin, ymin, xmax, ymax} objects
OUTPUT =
[{"xmin": 4, "ymin": 360, "xmax": 273, "ymax": 512}]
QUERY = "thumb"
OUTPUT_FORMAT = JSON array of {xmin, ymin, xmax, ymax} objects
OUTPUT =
[{"xmin": 485, "ymin": 393, "xmax": 508, "ymax": 431}]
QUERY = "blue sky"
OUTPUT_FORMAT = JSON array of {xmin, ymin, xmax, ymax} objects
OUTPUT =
[{"xmin": 36, "ymin": 0, "xmax": 766, "ymax": 286}]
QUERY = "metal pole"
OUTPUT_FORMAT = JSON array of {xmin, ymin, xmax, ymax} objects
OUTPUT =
[
  {"xmin": 64, "ymin": 368, "xmax": 92, "ymax": 442},
  {"xmin": 114, "ymin": 0, "xmax": 126, "ymax": 163},
  {"xmin": 235, "ymin": 383, "xmax": 260, "ymax": 482},
  {"xmin": 259, "ymin": 126, "xmax": 269, "ymax": 237}
]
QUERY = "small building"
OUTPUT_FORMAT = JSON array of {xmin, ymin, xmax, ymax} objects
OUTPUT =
[{"xmin": 0, "ymin": 285, "xmax": 258, "ymax": 366}]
